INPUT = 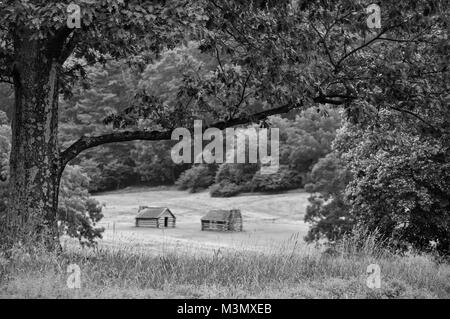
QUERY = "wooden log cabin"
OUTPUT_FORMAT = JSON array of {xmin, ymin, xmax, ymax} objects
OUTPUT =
[
  {"xmin": 201, "ymin": 209, "xmax": 243, "ymax": 232},
  {"xmin": 135, "ymin": 206, "xmax": 176, "ymax": 228}
]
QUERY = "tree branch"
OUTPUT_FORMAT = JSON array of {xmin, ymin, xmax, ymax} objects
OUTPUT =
[
  {"xmin": 389, "ymin": 105, "xmax": 442, "ymax": 135},
  {"xmin": 60, "ymin": 101, "xmax": 298, "ymax": 168},
  {"xmin": 335, "ymin": 22, "xmax": 406, "ymax": 67},
  {"xmin": 60, "ymin": 93, "xmax": 350, "ymax": 169},
  {"xmin": 0, "ymin": 77, "xmax": 13, "ymax": 84}
]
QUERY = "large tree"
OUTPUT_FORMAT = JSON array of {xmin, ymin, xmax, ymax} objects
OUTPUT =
[{"xmin": 0, "ymin": 0, "xmax": 447, "ymax": 249}]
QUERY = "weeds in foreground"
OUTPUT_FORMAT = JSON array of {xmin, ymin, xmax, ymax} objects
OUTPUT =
[{"xmin": 0, "ymin": 231, "xmax": 449, "ymax": 298}]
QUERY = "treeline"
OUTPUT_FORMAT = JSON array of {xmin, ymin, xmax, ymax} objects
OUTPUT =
[
  {"xmin": 66, "ymin": 107, "xmax": 342, "ymax": 195},
  {"xmin": 175, "ymin": 108, "xmax": 342, "ymax": 196}
]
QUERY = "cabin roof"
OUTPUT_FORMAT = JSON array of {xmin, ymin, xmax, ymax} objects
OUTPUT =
[
  {"xmin": 201, "ymin": 209, "xmax": 241, "ymax": 222},
  {"xmin": 136, "ymin": 207, "xmax": 174, "ymax": 219}
]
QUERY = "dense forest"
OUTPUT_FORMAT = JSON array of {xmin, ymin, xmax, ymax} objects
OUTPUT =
[{"xmin": 0, "ymin": 0, "xmax": 448, "ymax": 258}]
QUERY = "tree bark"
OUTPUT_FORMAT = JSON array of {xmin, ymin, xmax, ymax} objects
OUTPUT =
[{"xmin": 5, "ymin": 33, "xmax": 62, "ymax": 249}]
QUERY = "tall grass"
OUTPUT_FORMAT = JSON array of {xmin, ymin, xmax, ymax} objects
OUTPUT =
[{"xmin": 1, "ymin": 231, "xmax": 449, "ymax": 298}]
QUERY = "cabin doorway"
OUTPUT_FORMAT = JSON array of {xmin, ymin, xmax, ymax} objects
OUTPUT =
[{"xmin": 164, "ymin": 217, "xmax": 169, "ymax": 227}]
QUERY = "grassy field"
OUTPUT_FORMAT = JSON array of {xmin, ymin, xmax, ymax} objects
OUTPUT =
[
  {"xmin": 1, "ymin": 187, "xmax": 449, "ymax": 299},
  {"xmin": 89, "ymin": 187, "xmax": 311, "ymax": 254}
]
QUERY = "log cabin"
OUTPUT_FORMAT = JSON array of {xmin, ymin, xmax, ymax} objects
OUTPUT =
[
  {"xmin": 201, "ymin": 209, "xmax": 243, "ymax": 232},
  {"xmin": 135, "ymin": 206, "xmax": 176, "ymax": 228}
]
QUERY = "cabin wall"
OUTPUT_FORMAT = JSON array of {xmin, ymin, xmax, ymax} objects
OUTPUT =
[
  {"xmin": 201, "ymin": 220, "xmax": 230, "ymax": 231},
  {"xmin": 229, "ymin": 217, "xmax": 243, "ymax": 231},
  {"xmin": 136, "ymin": 212, "xmax": 176, "ymax": 228},
  {"xmin": 203, "ymin": 221, "xmax": 229, "ymax": 231},
  {"xmin": 136, "ymin": 219, "xmax": 158, "ymax": 228},
  {"xmin": 157, "ymin": 212, "xmax": 176, "ymax": 228},
  {"xmin": 201, "ymin": 217, "xmax": 243, "ymax": 232}
]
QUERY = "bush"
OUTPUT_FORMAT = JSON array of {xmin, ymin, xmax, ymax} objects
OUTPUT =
[
  {"xmin": 0, "ymin": 122, "xmax": 10, "ymax": 226},
  {"xmin": 346, "ymin": 139, "xmax": 450, "ymax": 256},
  {"xmin": 208, "ymin": 162, "xmax": 259, "ymax": 197},
  {"xmin": 304, "ymin": 153, "xmax": 353, "ymax": 243},
  {"xmin": 270, "ymin": 108, "xmax": 341, "ymax": 175},
  {"xmin": 0, "ymin": 182, "xmax": 7, "ymax": 214},
  {"xmin": 132, "ymin": 142, "xmax": 187, "ymax": 186},
  {"xmin": 175, "ymin": 165, "xmax": 216, "ymax": 193},
  {"xmin": 251, "ymin": 167, "xmax": 302, "ymax": 192},
  {"xmin": 0, "ymin": 123, "xmax": 10, "ymax": 182},
  {"xmin": 90, "ymin": 159, "xmax": 139, "ymax": 192},
  {"xmin": 215, "ymin": 163, "xmax": 259, "ymax": 186},
  {"xmin": 0, "ymin": 166, "xmax": 104, "ymax": 247},
  {"xmin": 209, "ymin": 182, "xmax": 243, "ymax": 197},
  {"xmin": 330, "ymin": 107, "xmax": 450, "ymax": 257},
  {"xmin": 58, "ymin": 166, "xmax": 104, "ymax": 246}
]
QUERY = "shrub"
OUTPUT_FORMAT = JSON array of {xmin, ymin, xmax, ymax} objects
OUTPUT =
[
  {"xmin": 175, "ymin": 165, "xmax": 216, "ymax": 193},
  {"xmin": 0, "ymin": 123, "xmax": 10, "ymax": 230},
  {"xmin": 251, "ymin": 167, "xmax": 303, "ymax": 192},
  {"xmin": 0, "ymin": 182, "xmax": 7, "ymax": 214},
  {"xmin": 215, "ymin": 163, "xmax": 259, "ymax": 186},
  {"xmin": 132, "ymin": 141, "xmax": 187, "ymax": 186},
  {"xmin": 345, "ymin": 138, "xmax": 450, "ymax": 256},
  {"xmin": 332, "ymin": 108, "xmax": 450, "ymax": 257},
  {"xmin": 0, "ymin": 166, "xmax": 104, "ymax": 247},
  {"xmin": 91, "ymin": 159, "xmax": 139, "ymax": 192},
  {"xmin": 209, "ymin": 162, "xmax": 258, "ymax": 197},
  {"xmin": 209, "ymin": 182, "xmax": 243, "ymax": 197},
  {"xmin": 304, "ymin": 153, "xmax": 353, "ymax": 243},
  {"xmin": 0, "ymin": 123, "xmax": 10, "ymax": 182},
  {"xmin": 58, "ymin": 165, "xmax": 104, "ymax": 246}
]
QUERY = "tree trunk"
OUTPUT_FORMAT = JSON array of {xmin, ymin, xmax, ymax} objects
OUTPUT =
[{"xmin": 5, "ymin": 33, "xmax": 62, "ymax": 250}]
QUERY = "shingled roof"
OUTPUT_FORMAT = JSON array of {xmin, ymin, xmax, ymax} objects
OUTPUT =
[
  {"xmin": 136, "ymin": 207, "xmax": 174, "ymax": 219},
  {"xmin": 201, "ymin": 209, "xmax": 241, "ymax": 222}
]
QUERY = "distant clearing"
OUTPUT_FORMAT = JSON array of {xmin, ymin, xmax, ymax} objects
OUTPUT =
[{"xmin": 90, "ymin": 187, "xmax": 310, "ymax": 254}]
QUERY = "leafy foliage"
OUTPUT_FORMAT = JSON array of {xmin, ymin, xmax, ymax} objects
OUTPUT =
[
  {"xmin": 175, "ymin": 164, "xmax": 216, "ymax": 193},
  {"xmin": 59, "ymin": 61, "xmax": 142, "ymax": 192},
  {"xmin": 132, "ymin": 141, "xmax": 186, "ymax": 186},
  {"xmin": 204, "ymin": 108, "xmax": 341, "ymax": 197},
  {"xmin": 0, "ymin": 182, "xmax": 7, "ymax": 214},
  {"xmin": 304, "ymin": 152, "xmax": 353, "ymax": 242},
  {"xmin": 0, "ymin": 165, "xmax": 104, "ymax": 247},
  {"xmin": 215, "ymin": 162, "xmax": 259, "ymax": 188},
  {"xmin": 209, "ymin": 181, "xmax": 242, "ymax": 198},
  {"xmin": 251, "ymin": 167, "xmax": 302, "ymax": 193},
  {"xmin": 272, "ymin": 108, "xmax": 342, "ymax": 174},
  {"xmin": 341, "ymin": 111, "xmax": 450, "ymax": 256},
  {"xmin": 59, "ymin": 59, "xmax": 190, "ymax": 192},
  {"xmin": 0, "ymin": 119, "xmax": 10, "ymax": 182},
  {"xmin": 58, "ymin": 166, "xmax": 104, "ymax": 246},
  {"xmin": 306, "ymin": 106, "xmax": 450, "ymax": 256}
]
